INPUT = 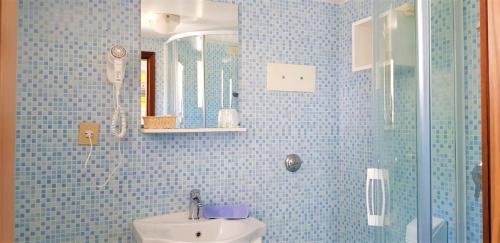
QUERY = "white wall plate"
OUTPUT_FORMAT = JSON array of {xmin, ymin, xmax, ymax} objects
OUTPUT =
[{"xmin": 266, "ymin": 63, "xmax": 316, "ymax": 93}]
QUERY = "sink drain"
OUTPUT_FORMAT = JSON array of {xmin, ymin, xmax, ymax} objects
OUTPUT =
[{"xmin": 195, "ymin": 231, "xmax": 202, "ymax": 238}]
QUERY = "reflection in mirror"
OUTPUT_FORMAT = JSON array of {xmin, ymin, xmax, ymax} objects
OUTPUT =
[
  {"xmin": 141, "ymin": 0, "xmax": 239, "ymax": 129},
  {"xmin": 141, "ymin": 52, "xmax": 155, "ymax": 119}
]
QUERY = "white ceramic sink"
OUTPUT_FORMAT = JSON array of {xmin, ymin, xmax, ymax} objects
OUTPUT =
[{"xmin": 132, "ymin": 212, "xmax": 266, "ymax": 243}]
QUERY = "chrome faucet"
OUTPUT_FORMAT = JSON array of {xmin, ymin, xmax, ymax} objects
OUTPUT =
[{"xmin": 188, "ymin": 189, "xmax": 203, "ymax": 220}]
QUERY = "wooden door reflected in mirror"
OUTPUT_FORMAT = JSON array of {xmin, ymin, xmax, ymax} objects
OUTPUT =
[{"xmin": 141, "ymin": 51, "xmax": 156, "ymax": 118}]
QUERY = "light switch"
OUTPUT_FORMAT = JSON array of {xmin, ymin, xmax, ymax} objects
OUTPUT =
[{"xmin": 266, "ymin": 63, "xmax": 316, "ymax": 92}]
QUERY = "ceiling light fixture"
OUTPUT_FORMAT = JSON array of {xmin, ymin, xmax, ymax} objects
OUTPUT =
[{"xmin": 148, "ymin": 13, "xmax": 180, "ymax": 34}]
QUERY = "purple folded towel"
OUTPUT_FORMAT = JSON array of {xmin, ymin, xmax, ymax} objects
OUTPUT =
[{"xmin": 203, "ymin": 204, "xmax": 249, "ymax": 219}]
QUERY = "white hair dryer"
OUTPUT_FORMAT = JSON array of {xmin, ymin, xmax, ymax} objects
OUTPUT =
[
  {"xmin": 106, "ymin": 45, "xmax": 127, "ymax": 138},
  {"xmin": 83, "ymin": 45, "xmax": 129, "ymax": 190}
]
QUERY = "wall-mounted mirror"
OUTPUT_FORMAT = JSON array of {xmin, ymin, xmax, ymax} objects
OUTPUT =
[{"xmin": 141, "ymin": 0, "xmax": 240, "ymax": 129}]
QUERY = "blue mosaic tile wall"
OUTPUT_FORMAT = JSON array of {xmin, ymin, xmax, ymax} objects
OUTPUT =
[
  {"xmin": 14, "ymin": 0, "xmax": 483, "ymax": 242},
  {"xmin": 336, "ymin": 0, "xmax": 374, "ymax": 242},
  {"xmin": 15, "ymin": 0, "xmax": 342, "ymax": 242}
]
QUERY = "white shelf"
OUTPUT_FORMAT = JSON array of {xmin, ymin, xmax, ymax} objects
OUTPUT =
[
  {"xmin": 351, "ymin": 6, "xmax": 416, "ymax": 72},
  {"xmin": 142, "ymin": 127, "xmax": 247, "ymax": 134},
  {"xmin": 352, "ymin": 16, "xmax": 373, "ymax": 72}
]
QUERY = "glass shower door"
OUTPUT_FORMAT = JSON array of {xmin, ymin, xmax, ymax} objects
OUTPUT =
[
  {"xmin": 430, "ymin": 0, "xmax": 459, "ymax": 242},
  {"xmin": 371, "ymin": 1, "xmax": 418, "ymax": 242},
  {"xmin": 429, "ymin": 0, "xmax": 483, "ymax": 242}
]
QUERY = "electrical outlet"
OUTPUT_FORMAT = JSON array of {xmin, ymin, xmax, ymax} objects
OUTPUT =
[{"xmin": 79, "ymin": 122, "xmax": 100, "ymax": 145}]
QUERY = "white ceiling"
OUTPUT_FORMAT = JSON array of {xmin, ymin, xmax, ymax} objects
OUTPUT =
[{"xmin": 141, "ymin": 0, "xmax": 238, "ymax": 39}]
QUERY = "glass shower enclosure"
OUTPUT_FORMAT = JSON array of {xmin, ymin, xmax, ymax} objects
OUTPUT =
[
  {"xmin": 163, "ymin": 31, "xmax": 240, "ymax": 128},
  {"xmin": 368, "ymin": 0, "xmax": 481, "ymax": 242}
]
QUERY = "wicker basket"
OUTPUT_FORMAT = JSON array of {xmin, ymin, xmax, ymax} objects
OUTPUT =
[{"xmin": 143, "ymin": 116, "xmax": 177, "ymax": 129}]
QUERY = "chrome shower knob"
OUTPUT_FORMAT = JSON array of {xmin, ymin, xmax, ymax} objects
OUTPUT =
[{"xmin": 285, "ymin": 154, "xmax": 302, "ymax": 172}]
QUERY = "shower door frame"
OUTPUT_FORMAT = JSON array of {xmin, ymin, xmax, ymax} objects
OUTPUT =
[
  {"xmin": 0, "ymin": 0, "xmax": 18, "ymax": 241},
  {"xmin": 480, "ymin": 0, "xmax": 500, "ymax": 242},
  {"xmin": 416, "ymin": 0, "xmax": 432, "ymax": 242},
  {"xmin": 479, "ymin": 0, "xmax": 490, "ymax": 241}
]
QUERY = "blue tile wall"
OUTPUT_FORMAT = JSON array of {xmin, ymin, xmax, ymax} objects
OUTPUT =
[
  {"xmin": 336, "ymin": 0, "xmax": 374, "ymax": 242},
  {"xmin": 15, "ymin": 0, "xmax": 342, "ymax": 242},
  {"xmin": 14, "ymin": 0, "xmax": 483, "ymax": 242}
]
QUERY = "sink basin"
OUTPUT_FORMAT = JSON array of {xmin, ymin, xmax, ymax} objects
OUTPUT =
[{"xmin": 132, "ymin": 212, "xmax": 266, "ymax": 243}]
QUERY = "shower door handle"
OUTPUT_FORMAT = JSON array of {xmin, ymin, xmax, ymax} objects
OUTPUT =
[
  {"xmin": 366, "ymin": 168, "xmax": 389, "ymax": 227},
  {"xmin": 472, "ymin": 163, "xmax": 482, "ymax": 199}
]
